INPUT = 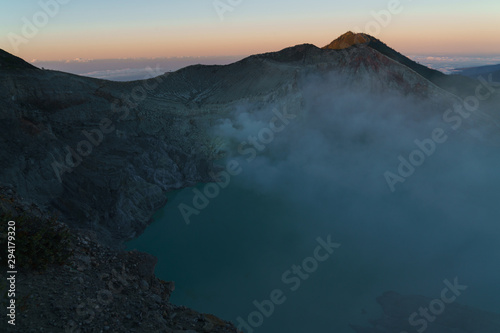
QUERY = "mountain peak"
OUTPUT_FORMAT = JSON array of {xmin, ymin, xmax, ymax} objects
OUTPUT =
[
  {"xmin": 323, "ymin": 31, "xmax": 371, "ymax": 50},
  {"xmin": 321, "ymin": 31, "xmax": 449, "ymax": 90}
]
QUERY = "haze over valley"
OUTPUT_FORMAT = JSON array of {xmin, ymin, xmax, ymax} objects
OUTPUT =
[{"xmin": 1, "ymin": 1, "xmax": 500, "ymax": 332}]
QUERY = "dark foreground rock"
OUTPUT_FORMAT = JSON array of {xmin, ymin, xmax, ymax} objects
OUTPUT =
[{"xmin": 0, "ymin": 186, "xmax": 238, "ymax": 333}]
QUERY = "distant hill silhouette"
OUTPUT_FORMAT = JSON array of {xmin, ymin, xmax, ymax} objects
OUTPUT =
[
  {"xmin": 0, "ymin": 49, "xmax": 38, "ymax": 70},
  {"xmin": 456, "ymin": 63, "xmax": 500, "ymax": 82}
]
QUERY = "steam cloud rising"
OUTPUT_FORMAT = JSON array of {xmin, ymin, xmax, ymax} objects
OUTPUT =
[{"xmin": 132, "ymin": 71, "xmax": 500, "ymax": 332}]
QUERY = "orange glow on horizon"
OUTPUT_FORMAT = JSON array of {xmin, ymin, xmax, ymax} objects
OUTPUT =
[{"xmin": 4, "ymin": 20, "xmax": 500, "ymax": 62}]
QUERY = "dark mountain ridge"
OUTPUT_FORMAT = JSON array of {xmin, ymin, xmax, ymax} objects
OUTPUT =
[
  {"xmin": 0, "ymin": 33, "xmax": 480, "ymax": 245},
  {"xmin": 0, "ymin": 49, "xmax": 38, "ymax": 70},
  {"xmin": 456, "ymin": 63, "xmax": 500, "ymax": 81}
]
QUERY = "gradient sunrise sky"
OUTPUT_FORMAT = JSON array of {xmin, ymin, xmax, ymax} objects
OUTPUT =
[{"xmin": 1, "ymin": 0, "xmax": 499, "ymax": 61}]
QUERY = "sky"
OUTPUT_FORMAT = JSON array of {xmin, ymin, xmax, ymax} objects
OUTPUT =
[{"xmin": 1, "ymin": 0, "xmax": 500, "ymax": 63}]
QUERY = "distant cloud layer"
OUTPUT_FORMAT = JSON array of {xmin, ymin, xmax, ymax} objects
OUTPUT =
[
  {"xmin": 31, "ymin": 56, "xmax": 246, "ymax": 81},
  {"xmin": 409, "ymin": 55, "xmax": 500, "ymax": 74},
  {"xmin": 29, "ymin": 55, "xmax": 500, "ymax": 81}
]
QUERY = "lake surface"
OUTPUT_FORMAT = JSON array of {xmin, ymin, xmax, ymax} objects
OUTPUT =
[{"xmin": 127, "ymin": 172, "xmax": 500, "ymax": 332}]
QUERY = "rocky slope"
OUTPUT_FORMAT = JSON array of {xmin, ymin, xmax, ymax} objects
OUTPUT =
[
  {"xmin": 0, "ymin": 185, "xmax": 238, "ymax": 332},
  {"xmin": 0, "ymin": 36, "xmax": 465, "ymax": 245},
  {"xmin": 323, "ymin": 31, "xmax": 447, "ymax": 85},
  {"xmin": 0, "ymin": 59, "xmax": 216, "ymax": 244},
  {"xmin": 323, "ymin": 31, "xmax": 481, "ymax": 97}
]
